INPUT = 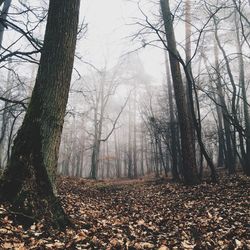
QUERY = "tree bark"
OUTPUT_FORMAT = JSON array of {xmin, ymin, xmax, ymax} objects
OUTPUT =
[
  {"xmin": 133, "ymin": 89, "xmax": 138, "ymax": 178},
  {"xmin": 214, "ymin": 28, "xmax": 236, "ymax": 174},
  {"xmin": 0, "ymin": 0, "xmax": 80, "ymax": 228},
  {"xmin": 128, "ymin": 97, "xmax": 133, "ymax": 178},
  {"xmin": 114, "ymin": 130, "xmax": 121, "ymax": 178},
  {"xmin": 160, "ymin": 0, "xmax": 199, "ymax": 185},
  {"xmin": 164, "ymin": 53, "xmax": 179, "ymax": 181},
  {"xmin": 235, "ymin": 11, "xmax": 250, "ymax": 175},
  {"xmin": 140, "ymin": 128, "xmax": 144, "ymax": 176},
  {"xmin": 0, "ymin": 0, "xmax": 12, "ymax": 48},
  {"xmin": 213, "ymin": 17, "xmax": 242, "ymax": 174}
]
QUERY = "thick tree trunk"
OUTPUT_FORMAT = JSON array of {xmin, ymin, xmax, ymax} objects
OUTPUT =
[
  {"xmin": 0, "ymin": 0, "xmax": 80, "ymax": 228},
  {"xmin": 160, "ymin": 0, "xmax": 199, "ymax": 185}
]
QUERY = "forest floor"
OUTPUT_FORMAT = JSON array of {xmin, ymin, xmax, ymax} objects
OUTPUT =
[{"xmin": 0, "ymin": 175, "xmax": 249, "ymax": 249}]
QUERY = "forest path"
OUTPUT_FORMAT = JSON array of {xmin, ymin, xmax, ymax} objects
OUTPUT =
[
  {"xmin": 59, "ymin": 175, "xmax": 249, "ymax": 249},
  {"xmin": 0, "ymin": 175, "xmax": 249, "ymax": 249}
]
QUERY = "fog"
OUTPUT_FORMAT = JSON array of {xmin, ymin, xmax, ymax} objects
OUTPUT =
[
  {"xmin": 78, "ymin": 0, "xmax": 165, "ymax": 83},
  {"xmin": 0, "ymin": 0, "xmax": 249, "ymax": 180}
]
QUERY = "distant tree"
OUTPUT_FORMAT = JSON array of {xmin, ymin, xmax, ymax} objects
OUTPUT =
[
  {"xmin": 88, "ymin": 69, "xmax": 121, "ymax": 179},
  {"xmin": 0, "ymin": 0, "xmax": 80, "ymax": 228},
  {"xmin": 234, "ymin": 8, "xmax": 250, "ymax": 176}
]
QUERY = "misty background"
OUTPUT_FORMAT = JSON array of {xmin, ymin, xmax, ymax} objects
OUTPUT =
[{"xmin": 0, "ymin": 0, "xmax": 249, "ymax": 179}]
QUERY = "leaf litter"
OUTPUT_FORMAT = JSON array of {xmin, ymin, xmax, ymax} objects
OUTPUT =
[{"xmin": 0, "ymin": 175, "xmax": 249, "ymax": 249}]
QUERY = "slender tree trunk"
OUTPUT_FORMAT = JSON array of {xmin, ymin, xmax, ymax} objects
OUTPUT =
[
  {"xmin": 140, "ymin": 128, "xmax": 144, "ymax": 176},
  {"xmin": 114, "ymin": 130, "xmax": 121, "ymax": 178},
  {"xmin": 133, "ymin": 89, "xmax": 138, "ymax": 178},
  {"xmin": 214, "ymin": 18, "xmax": 241, "ymax": 174},
  {"xmin": 128, "ymin": 97, "xmax": 133, "ymax": 178},
  {"xmin": 150, "ymin": 140, "xmax": 155, "ymax": 174},
  {"xmin": 0, "ymin": 59, "xmax": 12, "ymax": 167},
  {"xmin": 165, "ymin": 53, "xmax": 179, "ymax": 181},
  {"xmin": 160, "ymin": 0, "xmax": 199, "ymax": 185},
  {"xmin": 235, "ymin": 12, "xmax": 250, "ymax": 175},
  {"xmin": 213, "ymin": 39, "xmax": 236, "ymax": 174},
  {"xmin": 215, "ymin": 97, "xmax": 226, "ymax": 168},
  {"xmin": 184, "ymin": 0, "xmax": 195, "ymax": 120},
  {"xmin": 181, "ymin": 3, "xmax": 217, "ymax": 181},
  {"xmin": 0, "ymin": 0, "xmax": 12, "ymax": 48},
  {"xmin": 184, "ymin": 63, "xmax": 217, "ymax": 181},
  {"xmin": 105, "ymin": 141, "xmax": 110, "ymax": 179},
  {"xmin": 158, "ymin": 138, "xmax": 167, "ymax": 176},
  {"xmin": 0, "ymin": 0, "xmax": 80, "ymax": 228},
  {"xmin": 145, "ymin": 137, "xmax": 150, "ymax": 174},
  {"xmin": 7, "ymin": 112, "xmax": 20, "ymax": 163},
  {"xmin": 154, "ymin": 137, "xmax": 160, "ymax": 178}
]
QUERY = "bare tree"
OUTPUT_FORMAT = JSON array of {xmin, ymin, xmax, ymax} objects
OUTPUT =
[
  {"xmin": 0, "ymin": 0, "xmax": 80, "ymax": 228},
  {"xmin": 160, "ymin": 0, "xmax": 199, "ymax": 185}
]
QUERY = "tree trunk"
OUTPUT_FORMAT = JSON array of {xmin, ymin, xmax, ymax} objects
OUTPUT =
[
  {"xmin": 106, "ymin": 141, "xmax": 110, "ymax": 179},
  {"xmin": 215, "ymin": 95, "xmax": 226, "ymax": 168},
  {"xmin": 184, "ymin": 0, "xmax": 195, "ymax": 126},
  {"xmin": 0, "ymin": 0, "xmax": 12, "ymax": 48},
  {"xmin": 0, "ymin": 0, "xmax": 80, "ymax": 229},
  {"xmin": 158, "ymin": 137, "xmax": 167, "ymax": 176},
  {"xmin": 145, "ymin": 137, "xmax": 150, "ymax": 174},
  {"xmin": 114, "ymin": 130, "xmax": 121, "ymax": 178},
  {"xmin": 214, "ymin": 18, "xmax": 239, "ymax": 174},
  {"xmin": 235, "ymin": 11, "xmax": 250, "ymax": 175},
  {"xmin": 128, "ymin": 97, "xmax": 133, "ymax": 178},
  {"xmin": 140, "ymin": 128, "xmax": 144, "ymax": 176},
  {"xmin": 213, "ymin": 39, "xmax": 236, "ymax": 174},
  {"xmin": 160, "ymin": 0, "xmax": 199, "ymax": 185},
  {"xmin": 164, "ymin": 53, "xmax": 179, "ymax": 181},
  {"xmin": 133, "ymin": 89, "xmax": 138, "ymax": 178}
]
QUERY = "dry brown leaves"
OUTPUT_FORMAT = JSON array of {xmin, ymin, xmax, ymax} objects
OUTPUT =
[{"xmin": 0, "ymin": 175, "xmax": 249, "ymax": 249}]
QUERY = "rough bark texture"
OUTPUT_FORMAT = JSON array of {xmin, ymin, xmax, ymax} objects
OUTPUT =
[
  {"xmin": 160, "ymin": 0, "xmax": 199, "ymax": 185},
  {"xmin": 0, "ymin": 0, "xmax": 80, "ymax": 228}
]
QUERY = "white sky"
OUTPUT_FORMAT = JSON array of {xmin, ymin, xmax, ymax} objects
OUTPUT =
[{"xmin": 78, "ymin": 0, "xmax": 165, "ymax": 84}]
